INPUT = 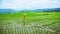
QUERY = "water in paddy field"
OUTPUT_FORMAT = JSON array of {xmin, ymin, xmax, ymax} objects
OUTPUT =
[
  {"xmin": 0, "ymin": 23, "xmax": 60, "ymax": 34},
  {"xmin": 0, "ymin": 19, "xmax": 60, "ymax": 34}
]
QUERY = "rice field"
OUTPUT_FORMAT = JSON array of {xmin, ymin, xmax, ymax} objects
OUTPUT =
[{"xmin": 0, "ymin": 12, "xmax": 60, "ymax": 34}]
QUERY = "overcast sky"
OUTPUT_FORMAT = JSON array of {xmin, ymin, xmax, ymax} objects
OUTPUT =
[{"xmin": 0, "ymin": 0, "xmax": 60, "ymax": 9}]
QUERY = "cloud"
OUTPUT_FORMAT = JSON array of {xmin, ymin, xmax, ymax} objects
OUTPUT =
[{"xmin": 1, "ymin": 0, "xmax": 60, "ymax": 9}]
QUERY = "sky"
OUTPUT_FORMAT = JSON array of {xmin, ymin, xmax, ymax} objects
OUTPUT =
[{"xmin": 0, "ymin": 0, "xmax": 60, "ymax": 10}]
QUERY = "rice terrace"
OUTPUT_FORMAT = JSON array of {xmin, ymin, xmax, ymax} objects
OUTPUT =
[{"xmin": 0, "ymin": 11, "xmax": 60, "ymax": 34}]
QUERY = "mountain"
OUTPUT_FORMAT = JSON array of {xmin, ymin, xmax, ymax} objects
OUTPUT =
[
  {"xmin": 31, "ymin": 8, "xmax": 60, "ymax": 12},
  {"xmin": 0, "ymin": 8, "xmax": 60, "ymax": 14},
  {"xmin": 0, "ymin": 9, "xmax": 14, "ymax": 13}
]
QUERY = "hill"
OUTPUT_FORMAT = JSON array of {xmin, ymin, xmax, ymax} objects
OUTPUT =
[
  {"xmin": 0, "ymin": 8, "xmax": 60, "ymax": 13},
  {"xmin": 0, "ymin": 9, "xmax": 14, "ymax": 13}
]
